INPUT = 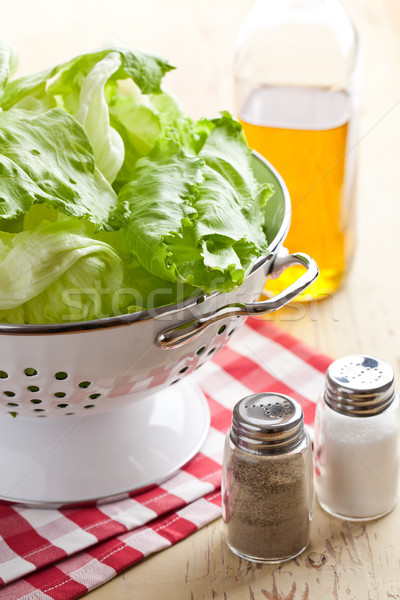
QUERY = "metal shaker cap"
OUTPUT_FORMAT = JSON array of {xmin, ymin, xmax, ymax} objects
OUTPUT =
[
  {"xmin": 324, "ymin": 355, "xmax": 395, "ymax": 417},
  {"xmin": 230, "ymin": 393, "xmax": 305, "ymax": 454}
]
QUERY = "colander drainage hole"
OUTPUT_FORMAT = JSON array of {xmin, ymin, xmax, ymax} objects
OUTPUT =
[
  {"xmin": 55, "ymin": 372, "xmax": 68, "ymax": 380},
  {"xmin": 27, "ymin": 385, "xmax": 40, "ymax": 393},
  {"xmin": 179, "ymin": 366, "xmax": 189, "ymax": 374},
  {"xmin": 79, "ymin": 381, "xmax": 92, "ymax": 389},
  {"xmin": 6, "ymin": 402, "xmax": 19, "ymax": 407},
  {"xmin": 65, "ymin": 412, "xmax": 75, "ymax": 416},
  {"xmin": 218, "ymin": 324, "xmax": 227, "ymax": 335},
  {"xmin": 24, "ymin": 368, "xmax": 37, "ymax": 376},
  {"xmin": 84, "ymin": 405, "xmax": 95, "ymax": 409},
  {"xmin": 208, "ymin": 347, "xmax": 216, "ymax": 356},
  {"xmin": 33, "ymin": 408, "xmax": 45, "ymax": 412},
  {"xmin": 54, "ymin": 392, "xmax": 66, "ymax": 398},
  {"xmin": 30, "ymin": 399, "xmax": 42, "ymax": 405},
  {"xmin": 4, "ymin": 391, "xmax": 15, "ymax": 397},
  {"xmin": 57, "ymin": 403, "xmax": 69, "ymax": 408},
  {"xmin": 0, "ymin": 371, "xmax": 8, "ymax": 379},
  {"xmin": 89, "ymin": 393, "xmax": 101, "ymax": 400},
  {"xmin": 196, "ymin": 346, "xmax": 206, "ymax": 356}
]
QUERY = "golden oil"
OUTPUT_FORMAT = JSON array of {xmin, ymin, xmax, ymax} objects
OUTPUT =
[{"xmin": 240, "ymin": 86, "xmax": 356, "ymax": 300}]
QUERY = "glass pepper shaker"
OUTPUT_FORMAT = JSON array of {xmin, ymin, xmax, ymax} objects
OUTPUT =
[
  {"xmin": 222, "ymin": 393, "xmax": 313, "ymax": 563},
  {"xmin": 314, "ymin": 355, "xmax": 400, "ymax": 521}
]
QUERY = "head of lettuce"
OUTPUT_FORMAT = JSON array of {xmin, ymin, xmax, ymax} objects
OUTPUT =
[{"xmin": 0, "ymin": 40, "xmax": 273, "ymax": 324}]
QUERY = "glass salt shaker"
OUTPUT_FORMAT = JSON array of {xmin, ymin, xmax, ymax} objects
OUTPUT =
[
  {"xmin": 222, "ymin": 393, "xmax": 313, "ymax": 563},
  {"xmin": 314, "ymin": 355, "xmax": 400, "ymax": 521}
]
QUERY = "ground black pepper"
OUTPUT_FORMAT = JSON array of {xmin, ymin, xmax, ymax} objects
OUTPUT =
[
  {"xmin": 224, "ymin": 444, "xmax": 312, "ymax": 560},
  {"xmin": 222, "ymin": 393, "xmax": 313, "ymax": 563}
]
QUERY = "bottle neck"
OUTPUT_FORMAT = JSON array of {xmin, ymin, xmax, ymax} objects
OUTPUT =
[{"xmin": 235, "ymin": 0, "xmax": 359, "ymax": 117}]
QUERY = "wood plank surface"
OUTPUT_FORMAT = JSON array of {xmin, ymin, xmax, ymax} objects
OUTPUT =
[{"xmin": 3, "ymin": 0, "xmax": 399, "ymax": 597}]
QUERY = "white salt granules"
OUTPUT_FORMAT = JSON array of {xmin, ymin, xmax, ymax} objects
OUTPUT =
[{"xmin": 315, "ymin": 396, "xmax": 400, "ymax": 520}]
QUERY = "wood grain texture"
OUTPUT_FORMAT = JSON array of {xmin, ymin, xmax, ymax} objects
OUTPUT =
[{"xmin": 6, "ymin": 0, "xmax": 398, "ymax": 597}]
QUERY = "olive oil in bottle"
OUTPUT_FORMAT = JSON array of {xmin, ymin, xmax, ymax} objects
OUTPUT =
[
  {"xmin": 239, "ymin": 86, "xmax": 356, "ymax": 299},
  {"xmin": 235, "ymin": 0, "xmax": 359, "ymax": 300}
]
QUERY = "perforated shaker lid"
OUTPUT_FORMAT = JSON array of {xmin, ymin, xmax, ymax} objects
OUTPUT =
[
  {"xmin": 230, "ymin": 393, "xmax": 305, "ymax": 454},
  {"xmin": 324, "ymin": 355, "xmax": 395, "ymax": 416}
]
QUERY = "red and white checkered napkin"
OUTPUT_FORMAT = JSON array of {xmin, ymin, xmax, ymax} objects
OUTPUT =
[{"xmin": 0, "ymin": 319, "xmax": 332, "ymax": 600}]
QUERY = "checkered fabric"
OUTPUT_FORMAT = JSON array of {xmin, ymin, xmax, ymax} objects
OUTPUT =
[{"xmin": 0, "ymin": 319, "xmax": 332, "ymax": 600}]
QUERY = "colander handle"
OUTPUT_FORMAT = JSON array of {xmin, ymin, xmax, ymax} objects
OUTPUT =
[{"xmin": 156, "ymin": 252, "xmax": 318, "ymax": 349}]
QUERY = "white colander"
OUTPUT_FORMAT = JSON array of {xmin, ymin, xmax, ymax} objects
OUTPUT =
[{"xmin": 0, "ymin": 152, "xmax": 318, "ymax": 507}]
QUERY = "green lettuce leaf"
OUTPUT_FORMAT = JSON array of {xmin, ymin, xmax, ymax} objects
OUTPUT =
[
  {"xmin": 109, "ymin": 87, "xmax": 210, "ymax": 191},
  {"xmin": 1, "ymin": 46, "xmax": 174, "ymax": 111},
  {"xmin": 108, "ymin": 83, "xmax": 163, "ymax": 191},
  {"xmin": 117, "ymin": 115, "xmax": 273, "ymax": 294},
  {"xmin": 0, "ymin": 218, "xmax": 197, "ymax": 323},
  {"xmin": 0, "ymin": 108, "xmax": 117, "ymax": 225},
  {"xmin": 0, "ymin": 220, "xmax": 125, "ymax": 310},
  {"xmin": 75, "ymin": 52, "xmax": 125, "ymax": 183},
  {"xmin": 117, "ymin": 139, "xmax": 201, "ymax": 282},
  {"xmin": 149, "ymin": 91, "xmax": 210, "ymax": 154},
  {"xmin": 0, "ymin": 46, "xmax": 174, "ymax": 184}
]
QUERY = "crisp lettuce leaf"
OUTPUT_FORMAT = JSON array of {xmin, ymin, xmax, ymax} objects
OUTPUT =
[
  {"xmin": 1, "ymin": 46, "xmax": 174, "ymax": 111},
  {"xmin": 0, "ymin": 220, "xmax": 124, "ymax": 310},
  {"xmin": 0, "ymin": 108, "xmax": 117, "ymax": 225},
  {"xmin": 1, "ymin": 46, "xmax": 174, "ymax": 184},
  {"xmin": 117, "ymin": 139, "xmax": 201, "ymax": 282},
  {"xmin": 200, "ymin": 112, "xmax": 260, "ymax": 202},
  {"xmin": 109, "ymin": 88, "xmax": 209, "ymax": 191},
  {"xmin": 109, "ymin": 86, "xmax": 213, "ymax": 191},
  {"xmin": 149, "ymin": 91, "xmax": 210, "ymax": 154},
  {"xmin": 199, "ymin": 112, "xmax": 274, "ymax": 245},
  {"xmin": 117, "ymin": 116, "xmax": 273, "ymax": 294},
  {"xmin": 0, "ymin": 218, "xmax": 197, "ymax": 323},
  {"xmin": 109, "ymin": 86, "xmax": 162, "ymax": 191},
  {"xmin": 75, "ymin": 52, "xmax": 125, "ymax": 183}
]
